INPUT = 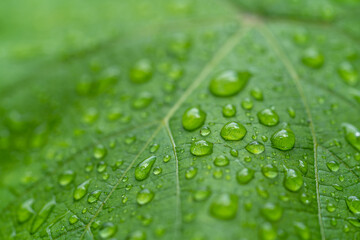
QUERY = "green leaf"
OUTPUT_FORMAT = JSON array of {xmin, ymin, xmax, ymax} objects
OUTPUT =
[{"xmin": 1, "ymin": 0, "xmax": 360, "ymax": 239}]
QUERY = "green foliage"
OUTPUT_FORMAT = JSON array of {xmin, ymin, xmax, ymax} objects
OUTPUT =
[{"xmin": 1, "ymin": 0, "xmax": 360, "ymax": 239}]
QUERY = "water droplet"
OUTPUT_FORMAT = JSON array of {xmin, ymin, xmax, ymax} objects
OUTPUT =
[
  {"xmin": 261, "ymin": 202, "xmax": 283, "ymax": 222},
  {"xmin": 230, "ymin": 148, "xmax": 238, "ymax": 157},
  {"xmin": 17, "ymin": 199, "xmax": 34, "ymax": 223},
  {"xmin": 338, "ymin": 62, "xmax": 358, "ymax": 86},
  {"xmin": 250, "ymin": 87, "xmax": 263, "ymax": 101},
  {"xmin": 346, "ymin": 196, "xmax": 360, "ymax": 216},
  {"xmin": 236, "ymin": 168, "xmax": 255, "ymax": 184},
  {"xmin": 69, "ymin": 215, "xmax": 79, "ymax": 225},
  {"xmin": 97, "ymin": 161, "xmax": 107, "ymax": 173},
  {"xmin": 245, "ymin": 141, "xmax": 265, "ymax": 155},
  {"xmin": 302, "ymin": 48, "xmax": 324, "ymax": 69},
  {"xmin": 153, "ymin": 167, "xmax": 162, "ymax": 175},
  {"xmin": 74, "ymin": 179, "xmax": 91, "ymax": 200},
  {"xmin": 182, "ymin": 107, "xmax": 206, "ymax": 131},
  {"xmin": 241, "ymin": 97, "xmax": 253, "ymax": 110},
  {"xmin": 135, "ymin": 156, "xmax": 156, "ymax": 181},
  {"xmin": 190, "ymin": 140, "xmax": 213, "ymax": 156},
  {"xmin": 261, "ymin": 164, "xmax": 278, "ymax": 179},
  {"xmin": 99, "ymin": 222, "xmax": 117, "ymax": 239},
  {"xmin": 136, "ymin": 189, "xmax": 154, "ymax": 205},
  {"xmin": 271, "ymin": 128, "xmax": 295, "ymax": 151},
  {"xmin": 213, "ymin": 155, "xmax": 229, "ymax": 167},
  {"xmin": 150, "ymin": 143, "xmax": 160, "ymax": 153},
  {"xmin": 257, "ymin": 109, "xmax": 279, "ymax": 126},
  {"xmin": 163, "ymin": 155, "xmax": 171, "ymax": 163},
  {"xmin": 132, "ymin": 92, "xmax": 153, "ymax": 109},
  {"xmin": 193, "ymin": 186, "xmax": 211, "ymax": 202},
  {"xmin": 342, "ymin": 123, "xmax": 360, "ymax": 151},
  {"xmin": 220, "ymin": 121, "xmax": 247, "ymax": 141},
  {"xmin": 298, "ymin": 160, "xmax": 308, "ymax": 174},
  {"xmin": 200, "ymin": 126, "xmax": 211, "ymax": 137},
  {"xmin": 326, "ymin": 202, "xmax": 336, "ymax": 213},
  {"xmin": 209, "ymin": 193, "xmax": 238, "ymax": 220},
  {"xmin": 222, "ymin": 104, "xmax": 236, "ymax": 117},
  {"xmin": 260, "ymin": 222, "xmax": 277, "ymax": 240},
  {"xmin": 300, "ymin": 192, "xmax": 312, "ymax": 205},
  {"xmin": 294, "ymin": 222, "xmax": 310, "ymax": 240},
  {"xmin": 130, "ymin": 59, "xmax": 153, "ymax": 83},
  {"xmin": 326, "ymin": 161, "xmax": 339, "ymax": 172},
  {"xmin": 88, "ymin": 190, "xmax": 102, "ymax": 203},
  {"xmin": 127, "ymin": 230, "xmax": 146, "ymax": 240},
  {"xmin": 284, "ymin": 168, "xmax": 303, "ymax": 192},
  {"xmin": 287, "ymin": 107, "xmax": 296, "ymax": 118},
  {"xmin": 209, "ymin": 70, "xmax": 251, "ymax": 97},
  {"xmin": 30, "ymin": 199, "xmax": 56, "ymax": 234},
  {"xmin": 185, "ymin": 167, "xmax": 198, "ymax": 179},
  {"xmin": 58, "ymin": 170, "xmax": 75, "ymax": 186},
  {"xmin": 93, "ymin": 144, "xmax": 107, "ymax": 159}
]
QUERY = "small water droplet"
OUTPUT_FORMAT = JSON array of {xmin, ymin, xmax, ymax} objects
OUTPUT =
[
  {"xmin": 182, "ymin": 107, "xmax": 206, "ymax": 131},
  {"xmin": 190, "ymin": 140, "xmax": 213, "ymax": 156},
  {"xmin": 257, "ymin": 109, "xmax": 279, "ymax": 126},
  {"xmin": 127, "ymin": 230, "xmax": 146, "ymax": 240},
  {"xmin": 136, "ymin": 189, "xmax": 154, "ymax": 205},
  {"xmin": 236, "ymin": 168, "xmax": 255, "ymax": 185},
  {"xmin": 97, "ymin": 161, "xmax": 107, "ymax": 173},
  {"xmin": 185, "ymin": 167, "xmax": 198, "ymax": 179},
  {"xmin": 261, "ymin": 202, "xmax": 283, "ymax": 222},
  {"xmin": 260, "ymin": 222, "xmax": 277, "ymax": 240},
  {"xmin": 17, "ymin": 199, "xmax": 34, "ymax": 223},
  {"xmin": 250, "ymin": 87, "xmax": 263, "ymax": 101},
  {"xmin": 213, "ymin": 155, "xmax": 230, "ymax": 167},
  {"xmin": 132, "ymin": 92, "xmax": 153, "ymax": 109},
  {"xmin": 245, "ymin": 141, "xmax": 265, "ymax": 155},
  {"xmin": 209, "ymin": 193, "xmax": 238, "ymax": 220},
  {"xmin": 287, "ymin": 107, "xmax": 296, "ymax": 118},
  {"xmin": 326, "ymin": 161, "xmax": 339, "ymax": 172},
  {"xmin": 93, "ymin": 144, "xmax": 107, "ymax": 159},
  {"xmin": 193, "ymin": 186, "xmax": 212, "ymax": 202},
  {"xmin": 271, "ymin": 128, "xmax": 295, "ymax": 151},
  {"xmin": 99, "ymin": 222, "xmax": 117, "ymax": 239},
  {"xmin": 58, "ymin": 170, "xmax": 75, "ymax": 186},
  {"xmin": 284, "ymin": 168, "xmax": 303, "ymax": 192},
  {"xmin": 230, "ymin": 148, "xmax": 238, "ymax": 157},
  {"xmin": 200, "ymin": 126, "xmax": 211, "ymax": 137},
  {"xmin": 326, "ymin": 202, "xmax": 336, "ymax": 213},
  {"xmin": 69, "ymin": 215, "xmax": 79, "ymax": 225},
  {"xmin": 130, "ymin": 59, "xmax": 153, "ymax": 83},
  {"xmin": 150, "ymin": 143, "xmax": 160, "ymax": 153},
  {"xmin": 241, "ymin": 97, "xmax": 253, "ymax": 110},
  {"xmin": 153, "ymin": 167, "xmax": 162, "ymax": 175},
  {"xmin": 220, "ymin": 121, "xmax": 247, "ymax": 141},
  {"xmin": 88, "ymin": 190, "xmax": 102, "ymax": 203},
  {"xmin": 342, "ymin": 123, "xmax": 360, "ymax": 151},
  {"xmin": 261, "ymin": 164, "xmax": 278, "ymax": 179},
  {"xmin": 346, "ymin": 196, "xmax": 360, "ymax": 216},
  {"xmin": 163, "ymin": 155, "xmax": 171, "ymax": 163},
  {"xmin": 135, "ymin": 156, "xmax": 156, "ymax": 181},
  {"xmin": 222, "ymin": 104, "xmax": 236, "ymax": 117},
  {"xmin": 302, "ymin": 48, "xmax": 324, "ymax": 69},
  {"xmin": 209, "ymin": 70, "xmax": 251, "ymax": 97},
  {"xmin": 298, "ymin": 160, "xmax": 308, "ymax": 174},
  {"xmin": 338, "ymin": 62, "xmax": 358, "ymax": 86}
]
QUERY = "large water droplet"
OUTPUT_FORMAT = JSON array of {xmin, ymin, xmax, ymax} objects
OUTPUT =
[
  {"xmin": 222, "ymin": 104, "xmax": 236, "ymax": 117},
  {"xmin": 338, "ymin": 62, "xmax": 358, "ymax": 86},
  {"xmin": 302, "ymin": 48, "xmax": 324, "ymax": 69},
  {"xmin": 284, "ymin": 168, "xmax": 303, "ymax": 192},
  {"xmin": 74, "ymin": 179, "xmax": 91, "ymax": 200},
  {"xmin": 190, "ymin": 140, "xmax": 213, "ymax": 156},
  {"xmin": 137, "ymin": 189, "xmax": 154, "ymax": 205},
  {"xmin": 236, "ymin": 168, "xmax": 255, "ymax": 184},
  {"xmin": 209, "ymin": 70, "xmax": 251, "ymax": 97},
  {"xmin": 185, "ymin": 166, "xmax": 198, "ymax": 179},
  {"xmin": 261, "ymin": 202, "xmax": 283, "ymax": 222},
  {"xmin": 326, "ymin": 161, "xmax": 339, "ymax": 172},
  {"xmin": 245, "ymin": 141, "xmax": 265, "ymax": 155},
  {"xmin": 30, "ymin": 199, "xmax": 56, "ymax": 233},
  {"xmin": 220, "ymin": 121, "xmax": 247, "ymax": 141},
  {"xmin": 271, "ymin": 128, "xmax": 295, "ymax": 151},
  {"xmin": 261, "ymin": 164, "xmax": 278, "ymax": 179},
  {"xmin": 257, "ymin": 109, "xmax": 279, "ymax": 126},
  {"xmin": 135, "ymin": 156, "xmax": 156, "ymax": 181},
  {"xmin": 346, "ymin": 196, "xmax": 360, "ymax": 216},
  {"xmin": 342, "ymin": 123, "xmax": 360, "ymax": 151},
  {"xmin": 17, "ymin": 199, "xmax": 34, "ymax": 223},
  {"xmin": 213, "ymin": 155, "xmax": 230, "ymax": 167},
  {"xmin": 130, "ymin": 59, "xmax": 153, "ymax": 83},
  {"xmin": 58, "ymin": 170, "xmax": 75, "ymax": 186},
  {"xmin": 209, "ymin": 193, "xmax": 238, "ymax": 220},
  {"xmin": 182, "ymin": 107, "xmax": 206, "ymax": 131},
  {"xmin": 99, "ymin": 222, "xmax": 117, "ymax": 239}
]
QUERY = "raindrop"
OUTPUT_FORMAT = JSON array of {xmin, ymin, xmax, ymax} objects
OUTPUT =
[
  {"xmin": 257, "ymin": 109, "xmax": 279, "ymax": 126},
  {"xmin": 88, "ymin": 190, "xmax": 102, "ymax": 203},
  {"xmin": 220, "ymin": 121, "xmax": 247, "ymax": 141},
  {"xmin": 302, "ymin": 48, "xmax": 324, "ymax": 69},
  {"xmin": 236, "ymin": 168, "xmax": 255, "ymax": 184},
  {"xmin": 250, "ymin": 87, "xmax": 263, "ymax": 101},
  {"xmin": 342, "ymin": 123, "xmax": 360, "ymax": 151},
  {"xmin": 130, "ymin": 59, "xmax": 153, "ymax": 83},
  {"xmin": 338, "ymin": 62, "xmax": 358, "ymax": 86},
  {"xmin": 153, "ymin": 167, "xmax": 162, "ymax": 175},
  {"xmin": 135, "ymin": 156, "xmax": 156, "ymax": 181},
  {"xmin": 222, "ymin": 104, "xmax": 236, "ymax": 117},
  {"xmin": 261, "ymin": 202, "xmax": 283, "ymax": 222},
  {"xmin": 99, "ymin": 222, "xmax": 117, "ymax": 239},
  {"xmin": 190, "ymin": 140, "xmax": 213, "ymax": 156},
  {"xmin": 261, "ymin": 164, "xmax": 278, "ymax": 179},
  {"xmin": 271, "ymin": 128, "xmax": 295, "ymax": 151},
  {"xmin": 213, "ymin": 155, "xmax": 230, "ymax": 167},
  {"xmin": 287, "ymin": 107, "xmax": 296, "ymax": 118},
  {"xmin": 74, "ymin": 179, "xmax": 91, "ymax": 200},
  {"xmin": 241, "ymin": 98, "xmax": 253, "ymax": 110},
  {"xmin": 245, "ymin": 141, "xmax": 265, "ymax": 155},
  {"xmin": 209, "ymin": 193, "xmax": 238, "ymax": 220},
  {"xmin": 193, "ymin": 186, "xmax": 212, "ymax": 202},
  {"xmin": 93, "ymin": 144, "xmax": 107, "ymax": 159},
  {"xmin": 326, "ymin": 161, "xmax": 339, "ymax": 172},
  {"xmin": 137, "ymin": 189, "xmax": 154, "ymax": 205},
  {"xmin": 97, "ymin": 161, "xmax": 107, "ymax": 173},
  {"xmin": 284, "ymin": 168, "xmax": 303, "ymax": 192},
  {"xmin": 209, "ymin": 70, "xmax": 251, "ymax": 97},
  {"xmin": 346, "ymin": 196, "xmax": 360, "ymax": 216},
  {"xmin": 69, "ymin": 215, "xmax": 79, "ymax": 225},
  {"xmin": 132, "ymin": 92, "xmax": 153, "ymax": 109},
  {"xmin": 17, "ymin": 199, "xmax": 34, "ymax": 223},
  {"xmin": 58, "ymin": 170, "xmax": 75, "ymax": 186},
  {"xmin": 185, "ymin": 167, "xmax": 198, "ymax": 179},
  {"xmin": 182, "ymin": 107, "xmax": 206, "ymax": 131},
  {"xmin": 150, "ymin": 143, "xmax": 160, "ymax": 153},
  {"xmin": 200, "ymin": 126, "xmax": 211, "ymax": 136}
]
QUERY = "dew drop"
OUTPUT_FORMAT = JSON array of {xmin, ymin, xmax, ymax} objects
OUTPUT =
[
  {"xmin": 185, "ymin": 166, "xmax": 198, "ymax": 179},
  {"xmin": 236, "ymin": 168, "xmax": 255, "ymax": 185},
  {"xmin": 261, "ymin": 164, "xmax": 278, "ymax": 179},
  {"xmin": 326, "ymin": 202, "xmax": 336, "ymax": 213},
  {"xmin": 287, "ymin": 107, "xmax": 296, "ymax": 118},
  {"xmin": 93, "ymin": 144, "xmax": 107, "ymax": 159},
  {"xmin": 298, "ymin": 160, "xmax": 308, "ymax": 175},
  {"xmin": 220, "ymin": 121, "xmax": 247, "ymax": 141},
  {"xmin": 257, "ymin": 109, "xmax": 279, "ymax": 126},
  {"xmin": 58, "ymin": 170, "xmax": 75, "ymax": 186},
  {"xmin": 250, "ymin": 87, "xmax": 263, "ymax": 101},
  {"xmin": 190, "ymin": 140, "xmax": 213, "ymax": 156},
  {"xmin": 88, "ymin": 190, "xmax": 102, "ymax": 203},
  {"xmin": 135, "ymin": 156, "xmax": 156, "ymax": 181},
  {"xmin": 17, "ymin": 199, "xmax": 34, "ymax": 223},
  {"xmin": 271, "ymin": 128, "xmax": 295, "ymax": 151},
  {"xmin": 150, "ymin": 143, "xmax": 160, "ymax": 153},
  {"xmin": 74, "ymin": 179, "xmax": 91, "ymax": 200},
  {"xmin": 127, "ymin": 230, "xmax": 146, "ymax": 240},
  {"xmin": 193, "ymin": 186, "xmax": 212, "ymax": 202},
  {"xmin": 241, "ymin": 97, "xmax": 254, "ymax": 110},
  {"xmin": 346, "ymin": 196, "xmax": 360, "ymax": 216},
  {"xmin": 69, "ymin": 215, "xmax": 79, "ymax": 225},
  {"xmin": 209, "ymin": 193, "xmax": 238, "ymax": 220},
  {"xmin": 338, "ymin": 62, "xmax": 358, "ymax": 86},
  {"xmin": 245, "ymin": 141, "xmax": 265, "ymax": 155},
  {"xmin": 209, "ymin": 70, "xmax": 251, "ymax": 97},
  {"xmin": 153, "ymin": 167, "xmax": 162, "ymax": 175},
  {"xmin": 97, "ymin": 161, "xmax": 107, "ymax": 173},
  {"xmin": 261, "ymin": 202, "xmax": 283, "ymax": 222},
  {"xmin": 182, "ymin": 107, "xmax": 206, "ymax": 131},
  {"xmin": 284, "ymin": 168, "xmax": 303, "ymax": 192},
  {"xmin": 342, "ymin": 123, "xmax": 360, "ymax": 151},
  {"xmin": 163, "ymin": 155, "xmax": 171, "ymax": 163},
  {"xmin": 302, "ymin": 48, "xmax": 324, "ymax": 69},
  {"xmin": 260, "ymin": 222, "xmax": 277, "ymax": 240},
  {"xmin": 230, "ymin": 148, "xmax": 238, "ymax": 157},
  {"xmin": 294, "ymin": 222, "xmax": 310, "ymax": 240},
  {"xmin": 213, "ymin": 155, "xmax": 230, "ymax": 167},
  {"xmin": 130, "ymin": 59, "xmax": 153, "ymax": 83},
  {"xmin": 326, "ymin": 161, "xmax": 339, "ymax": 172},
  {"xmin": 200, "ymin": 126, "xmax": 211, "ymax": 137},
  {"xmin": 132, "ymin": 92, "xmax": 153, "ymax": 109},
  {"xmin": 136, "ymin": 189, "xmax": 154, "ymax": 205},
  {"xmin": 99, "ymin": 222, "xmax": 117, "ymax": 239},
  {"xmin": 222, "ymin": 104, "xmax": 236, "ymax": 117}
]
